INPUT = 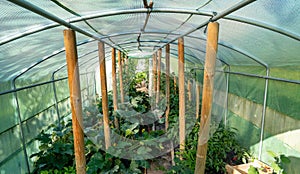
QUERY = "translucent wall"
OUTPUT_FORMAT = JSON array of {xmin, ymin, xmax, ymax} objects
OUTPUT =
[
  {"xmin": 226, "ymin": 66, "xmax": 300, "ymax": 173},
  {"xmin": 0, "ymin": 32, "xmax": 98, "ymax": 173}
]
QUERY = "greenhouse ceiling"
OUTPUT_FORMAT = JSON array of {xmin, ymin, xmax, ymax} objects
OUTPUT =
[{"xmin": 1, "ymin": 0, "xmax": 300, "ymax": 84}]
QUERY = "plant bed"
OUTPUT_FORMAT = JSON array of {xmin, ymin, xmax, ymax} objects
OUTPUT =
[{"xmin": 225, "ymin": 160, "xmax": 273, "ymax": 174}]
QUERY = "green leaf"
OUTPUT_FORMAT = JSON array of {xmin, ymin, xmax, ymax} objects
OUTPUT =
[
  {"xmin": 130, "ymin": 161, "xmax": 139, "ymax": 171},
  {"xmin": 248, "ymin": 165, "xmax": 259, "ymax": 174},
  {"xmin": 110, "ymin": 165, "xmax": 120, "ymax": 173},
  {"xmin": 125, "ymin": 129, "xmax": 133, "ymax": 137},
  {"xmin": 271, "ymin": 162, "xmax": 281, "ymax": 172},
  {"xmin": 280, "ymin": 155, "xmax": 291, "ymax": 164}
]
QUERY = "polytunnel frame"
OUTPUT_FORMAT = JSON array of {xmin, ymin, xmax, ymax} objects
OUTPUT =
[
  {"xmin": 3, "ymin": 0, "xmax": 300, "ymax": 172},
  {"xmin": 6, "ymin": 0, "xmax": 300, "ymax": 48},
  {"xmin": 4, "ymin": 0, "xmax": 300, "ymax": 72}
]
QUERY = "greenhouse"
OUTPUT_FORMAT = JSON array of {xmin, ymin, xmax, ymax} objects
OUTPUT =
[{"xmin": 0, "ymin": 0, "xmax": 300, "ymax": 173}]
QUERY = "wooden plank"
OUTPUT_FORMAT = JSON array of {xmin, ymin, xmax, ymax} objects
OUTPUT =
[
  {"xmin": 111, "ymin": 48, "xmax": 119, "ymax": 129},
  {"xmin": 194, "ymin": 22, "xmax": 219, "ymax": 174},
  {"xmin": 118, "ymin": 50, "xmax": 124, "ymax": 103},
  {"xmin": 178, "ymin": 37, "xmax": 185, "ymax": 157},
  {"xmin": 98, "ymin": 42, "xmax": 111, "ymax": 149},
  {"xmin": 156, "ymin": 48, "xmax": 162, "ymax": 105},
  {"xmin": 63, "ymin": 29, "xmax": 86, "ymax": 174}
]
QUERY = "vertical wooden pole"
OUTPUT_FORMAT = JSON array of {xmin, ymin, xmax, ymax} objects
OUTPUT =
[
  {"xmin": 196, "ymin": 83, "xmax": 201, "ymax": 119},
  {"xmin": 194, "ymin": 22, "xmax": 219, "ymax": 174},
  {"xmin": 63, "ymin": 29, "xmax": 86, "ymax": 174},
  {"xmin": 178, "ymin": 37, "xmax": 185, "ymax": 157},
  {"xmin": 165, "ymin": 44, "xmax": 170, "ymax": 130},
  {"xmin": 149, "ymin": 58, "xmax": 153, "ymax": 97},
  {"xmin": 173, "ymin": 75, "xmax": 177, "ymax": 94},
  {"xmin": 118, "ymin": 50, "xmax": 124, "ymax": 103},
  {"xmin": 112, "ymin": 48, "xmax": 119, "ymax": 129},
  {"xmin": 152, "ymin": 53, "xmax": 158, "ymax": 130},
  {"xmin": 165, "ymin": 44, "xmax": 175, "ymax": 166},
  {"xmin": 152, "ymin": 53, "xmax": 157, "ymax": 117},
  {"xmin": 188, "ymin": 79, "xmax": 192, "ymax": 101},
  {"xmin": 156, "ymin": 49, "xmax": 162, "ymax": 105},
  {"xmin": 98, "ymin": 42, "xmax": 111, "ymax": 149},
  {"xmin": 152, "ymin": 53, "xmax": 157, "ymax": 93}
]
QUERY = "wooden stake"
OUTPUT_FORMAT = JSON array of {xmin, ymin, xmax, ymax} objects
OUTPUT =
[
  {"xmin": 165, "ymin": 44, "xmax": 175, "ymax": 165},
  {"xmin": 178, "ymin": 37, "xmax": 185, "ymax": 158},
  {"xmin": 118, "ymin": 50, "xmax": 124, "ymax": 103},
  {"xmin": 112, "ymin": 48, "xmax": 119, "ymax": 129},
  {"xmin": 99, "ymin": 42, "xmax": 111, "ymax": 149},
  {"xmin": 165, "ymin": 44, "xmax": 170, "ymax": 130},
  {"xmin": 196, "ymin": 83, "xmax": 201, "ymax": 119},
  {"xmin": 156, "ymin": 49, "xmax": 162, "ymax": 105},
  {"xmin": 152, "ymin": 53, "xmax": 158, "ymax": 130},
  {"xmin": 63, "ymin": 29, "xmax": 86, "ymax": 174},
  {"xmin": 188, "ymin": 79, "xmax": 192, "ymax": 101},
  {"xmin": 194, "ymin": 22, "xmax": 219, "ymax": 174},
  {"xmin": 152, "ymin": 53, "xmax": 157, "ymax": 93},
  {"xmin": 148, "ymin": 58, "xmax": 153, "ymax": 97}
]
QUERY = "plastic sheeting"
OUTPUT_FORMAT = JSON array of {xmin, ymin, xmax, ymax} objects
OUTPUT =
[{"xmin": 1, "ymin": 0, "xmax": 300, "ymax": 173}]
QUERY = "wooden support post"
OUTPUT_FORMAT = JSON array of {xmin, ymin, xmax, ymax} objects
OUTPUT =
[
  {"xmin": 165, "ymin": 44, "xmax": 175, "ymax": 166},
  {"xmin": 99, "ymin": 42, "xmax": 111, "ymax": 149},
  {"xmin": 165, "ymin": 44, "xmax": 170, "ymax": 130},
  {"xmin": 63, "ymin": 29, "xmax": 86, "ymax": 174},
  {"xmin": 196, "ymin": 83, "xmax": 201, "ymax": 119},
  {"xmin": 148, "ymin": 58, "xmax": 153, "ymax": 97},
  {"xmin": 173, "ymin": 75, "xmax": 177, "ymax": 94},
  {"xmin": 178, "ymin": 37, "xmax": 185, "ymax": 157},
  {"xmin": 118, "ymin": 50, "xmax": 124, "ymax": 103},
  {"xmin": 156, "ymin": 49, "xmax": 162, "ymax": 105},
  {"xmin": 194, "ymin": 22, "xmax": 219, "ymax": 174},
  {"xmin": 188, "ymin": 79, "xmax": 192, "ymax": 101},
  {"xmin": 112, "ymin": 48, "xmax": 119, "ymax": 129},
  {"xmin": 152, "ymin": 53, "xmax": 157, "ymax": 93},
  {"xmin": 152, "ymin": 53, "xmax": 158, "ymax": 130}
]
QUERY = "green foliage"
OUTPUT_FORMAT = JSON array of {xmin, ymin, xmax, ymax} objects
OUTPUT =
[
  {"xmin": 248, "ymin": 165, "xmax": 259, "ymax": 174},
  {"xmin": 40, "ymin": 166, "xmax": 76, "ymax": 174},
  {"xmin": 97, "ymin": 91, "xmax": 114, "ymax": 119},
  {"xmin": 30, "ymin": 120, "xmax": 75, "ymax": 173},
  {"xmin": 168, "ymin": 123, "xmax": 247, "ymax": 174},
  {"xmin": 31, "ymin": 119, "xmax": 149, "ymax": 174},
  {"xmin": 267, "ymin": 150, "xmax": 290, "ymax": 174},
  {"xmin": 128, "ymin": 71, "xmax": 150, "ymax": 113},
  {"xmin": 206, "ymin": 124, "xmax": 247, "ymax": 173},
  {"xmin": 167, "ymin": 124, "xmax": 200, "ymax": 174}
]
